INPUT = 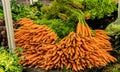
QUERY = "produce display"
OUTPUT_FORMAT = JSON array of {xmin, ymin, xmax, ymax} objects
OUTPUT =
[
  {"xmin": 0, "ymin": 47, "xmax": 23, "ymax": 72},
  {"xmin": 0, "ymin": 0, "xmax": 119, "ymax": 72},
  {"xmin": 14, "ymin": 18, "xmax": 117, "ymax": 71}
]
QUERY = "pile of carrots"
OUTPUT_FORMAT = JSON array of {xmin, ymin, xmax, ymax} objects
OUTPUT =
[
  {"xmin": 15, "ymin": 18, "xmax": 58, "ymax": 68},
  {"xmin": 15, "ymin": 18, "xmax": 117, "ymax": 71}
]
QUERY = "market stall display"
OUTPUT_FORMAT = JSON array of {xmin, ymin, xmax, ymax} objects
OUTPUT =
[{"xmin": 0, "ymin": 0, "xmax": 120, "ymax": 72}]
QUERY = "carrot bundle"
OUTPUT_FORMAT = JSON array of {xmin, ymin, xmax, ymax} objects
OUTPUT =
[
  {"xmin": 15, "ymin": 18, "xmax": 116, "ymax": 71},
  {"xmin": 94, "ymin": 30, "xmax": 112, "ymax": 51},
  {"xmin": 76, "ymin": 22, "xmax": 112, "ymax": 51},
  {"xmin": 39, "ymin": 31, "xmax": 116, "ymax": 71},
  {"xmin": 40, "ymin": 22, "xmax": 116, "ymax": 71},
  {"xmin": 15, "ymin": 20, "xmax": 58, "ymax": 46},
  {"xmin": 19, "ymin": 44, "xmax": 59, "ymax": 69},
  {"xmin": 17, "ymin": 18, "xmax": 34, "ymax": 26},
  {"xmin": 14, "ymin": 19, "xmax": 58, "ymax": 68},
  {"xmin": 76, "ymin": 22, "xmax": 93, "ymax": 37}
]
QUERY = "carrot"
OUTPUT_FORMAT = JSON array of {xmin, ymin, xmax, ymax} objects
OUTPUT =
[
  {"xmin": 34, "ymin": 65, "xmax": 39, "ymax": 68},
  {"xmin": 75, "ymin": 47, "xmax": 80, "ymax": 56},
  {"xmin": 73, "ymin": 48, "xmax": 79, "ymax": 60},
  {"xmin": 86, "ymin": 59, "xmax": 93, "ymax": 66},
  {"xmin": 45, "ymin": 65, "xmax": 50, "ymax": 70},
  {"xmin": 52, "ymin": 55, "xmax": 58, "ymax": 61},
  {"xmin": 77, "ymin": 64, "xmax": 84, "ymax": 70},
  {"xmin": 25, "ymin": 54, "xmax": 38, "ymax": 60},
  {"xmin": 66, "ymin": 63, "xmax": 71, "ymax": 69},
  {"xmin": 81, "ymin": 62, "xmax": 86, "ymax": 69},
  {"xmin": 22, "ymin": 61, "xmax": 28, "ymax": 66},
  {"xmin": 27, "ymin": 56, "xmax": 40, "ymax": 64},
  {"xmin": 64, "ymin": 51, "xmax": 69, "ymax": 58},
  {"xmin": 95, "ymin": 30, "xmax": 107, "ymax": 35},
  {"xmin": 81, "ymin": 39, "xmax": 92, "ymax": 51},
  {"xmin": 57, "ymin": 51, "xmax": 63, "ymax": 56},
  {"xmin": 73, "ymin": 53, "xmax": 79, "ymax": 60},
  {"xmin": 57, "ymin": 61, "xmax": 61, "ymax": 68},
  {"xmin": 85, "ymin": 24, "xmax": 92, "ymax": 37},
  {"xmin": 72, "ymin": 63, "xmax": 78, "ymax": 71},
  {"xmin": 19, "ymin": 60, "xmax": 25, "ymax": 65},
  {"xmin": 76, "ymin": 22, "xmax": 81, "ymax": 35},
  {"xmin": 29, "ymin": 59, "xmax": 39, "ymax": 68},
  {"xmin": 84, "ymin": 25, "xmax": 87, "ymax": 36},
  {"xmin": 79, "ymin": 48, "xmax": 85, "ymax": 58},
  {"xmin": 82, "ymin": 24, "xmax": 85, "ymax": 37},
  {"xmin": 76, "ymin": 34, "xmax": 81, "ymax": 41},
  {"xmin": 96, "ymin": 34, "xmax": 111, "ymax": 40},
  {"xmin": 38, "ymin": 64, "xmax": 46, "ymax": 69},
  {"xmin": 54, "ymin": 56, "xmax": 61, "ymax": 64},
  {"xmin": 104, "ymin": 54, "xmax": 117, "ymax": 62},
  {"xmin": 87, "ymin": 64, "xmax": 93, "ymax": 69},
  {"xmin": 66, "ymin": 38, "xmax": 71, "ymax": 44},
  {"xmin": 60, "ymin": 63, "xmax": 64, "ymax": 69},
  {"xmin": 68, "ymin": 47, "xmax": 72, "ymax": 54},
  {"xmin": 62, "ymin": 60, "xmax": 67, "ymax": 66}
]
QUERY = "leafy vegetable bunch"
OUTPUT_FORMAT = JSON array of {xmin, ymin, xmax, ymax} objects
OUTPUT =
[
  {"xmin": 0, "ymin": 0, "xmax": 43, "ymax": 20},
  {"xmin": 0, "ymin": 47, "xmax": 23, "ymax": 72},
  {"xmin": 12, "ymin": 0, "xmax": 43, "ymax": 21},
  {"xmin": 82, "ymin": 0, "xmax": 117, "ymax": 19}
]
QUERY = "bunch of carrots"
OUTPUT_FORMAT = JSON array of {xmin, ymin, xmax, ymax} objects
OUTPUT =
[
  {"xmin": 15, "ymin": 18, "xmax": 117, "ymax": 71},
  {"xmin": 15, "ymin": 18, "xmax": 58, "ymax": 67}
]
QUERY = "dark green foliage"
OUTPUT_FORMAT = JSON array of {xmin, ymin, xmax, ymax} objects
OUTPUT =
[
  {"xmin": 41, "ymin": 0, "xmax": 84, "ymax": 20},
  {"xmin": 109, "ymin": 33, "xmax": 120, "ymax": 60},
  {"xmin": 0, "ymin": 9, "xmax": 3, "ymax": 18},
  {"xmin": 41, "ymin": 0, "xmax": 117, "ymax": 20},
  {"xmin": 0, "ymin": 2, "xmax": 3, "ymax": 18},
  {"xmin": 35, "ymin": 19, "xmax": 75, "ymax": 40}
]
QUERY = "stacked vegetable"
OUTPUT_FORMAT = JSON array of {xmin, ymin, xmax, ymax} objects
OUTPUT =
[
  {"xmin": 0, "ymin": 0, "xmax": 118, "ymax": 72},
  {"xmin": 15, "ymin": 18, "xmax": 117, "ymax": 71},
  {"xmin": 14, "ymin": 18, "xmax": 58, "ymax": 68},
  {"xmin": 12, "ymin": 0, "xmax": 118, "ymax": 71}
]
